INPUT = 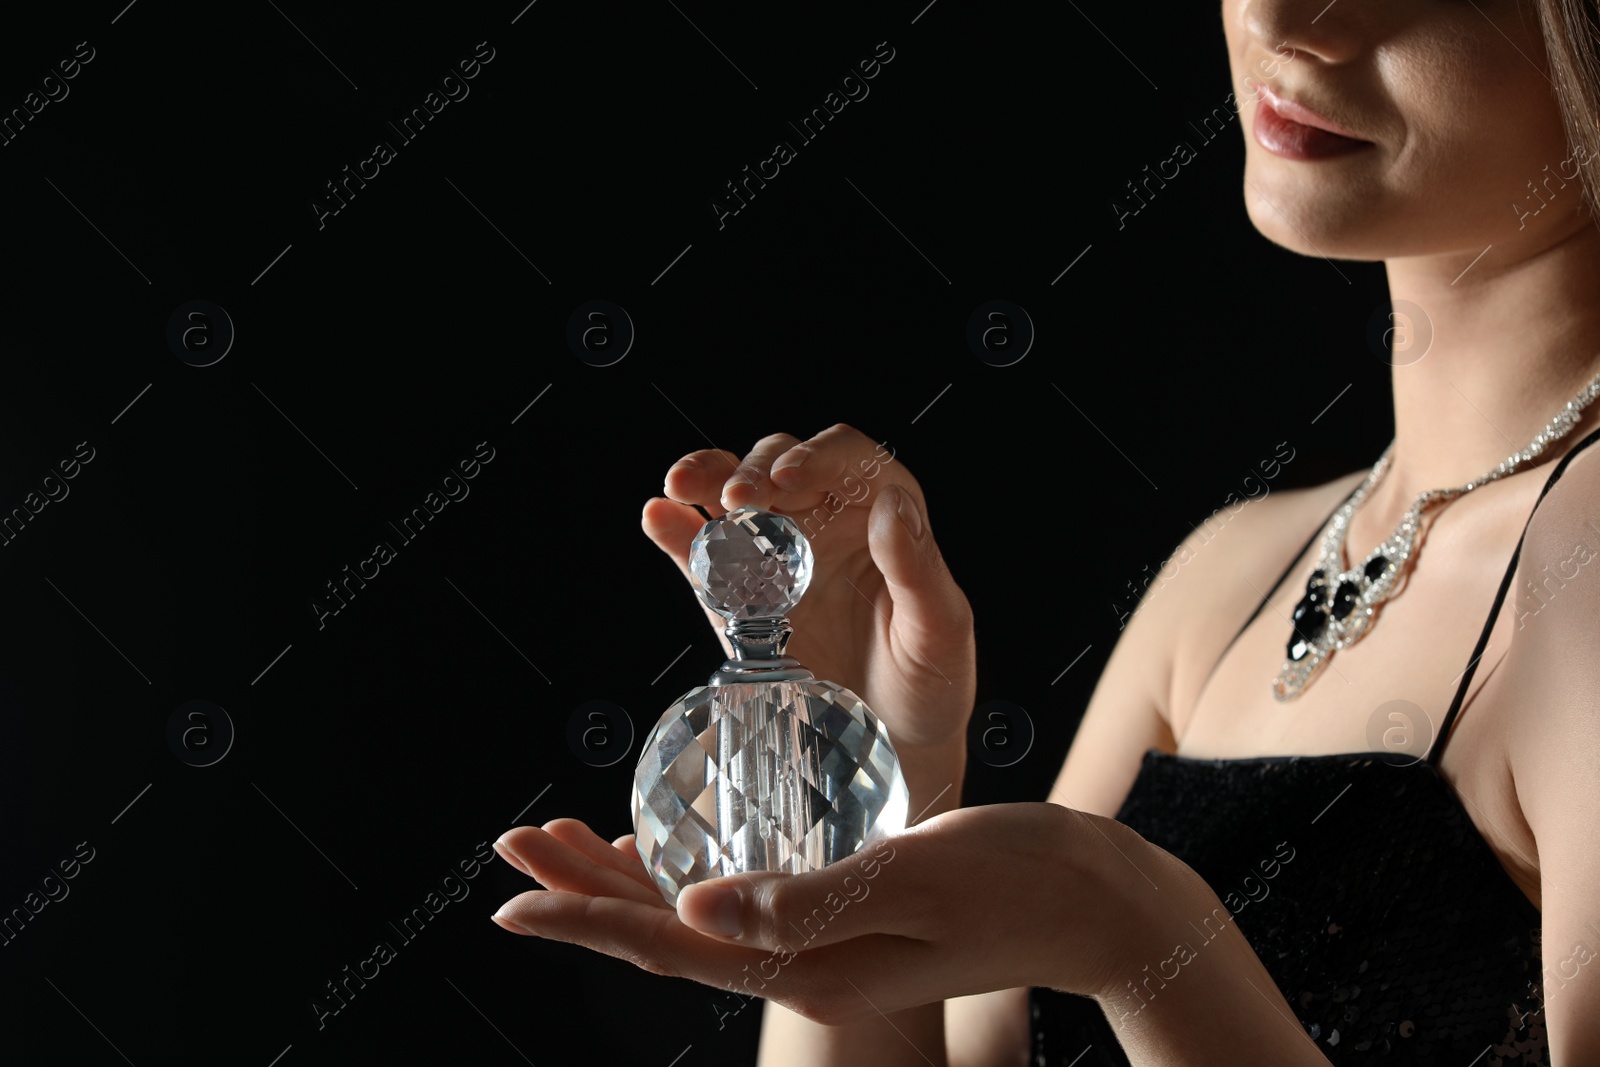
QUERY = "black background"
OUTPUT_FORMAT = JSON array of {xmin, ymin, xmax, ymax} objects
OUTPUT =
[{"xmin": 0, "ymin": 1, "xmax": 1394, "ymax": 1064}]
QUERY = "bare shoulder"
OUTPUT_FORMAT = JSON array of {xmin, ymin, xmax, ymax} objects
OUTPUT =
[
  {"xmin": 1503, "ymin": 442, "xmax": 1600, "ymax": 795},
  {"xmin": 1516, "ymin": 435, "xmax": 1600, "ymax": 594},
  {"xmin": 1180, "ymin": 472, "xmax": 1360, "ymax": 578},
  {"xmin": 1132, "ymin": 465, "xmax": 1366, "ymax": 738},
  {"xmin": 1510, "ymin": 439, "xmax": 1600, "ymax": 662},
  {"xmin": 1133, "ymin": 466, "xmax": 1366, "ymax": 632},
  {"xmin": 1052, "ymin": 460, "xmax": 1366, "ymax": 816}
]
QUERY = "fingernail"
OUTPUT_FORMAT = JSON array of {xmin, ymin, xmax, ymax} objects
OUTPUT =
[
  {"xmin": 894, "ymin": 485, "xmax": 924, "ymax": 539},
  {"xmin": 771, "ymin": 447, "xmax": 810, "ymax": 475},
  {"xmin": 721, "ymin": 476, "xmax": 754, "ymax": 509},
  {"xmin": 492, "ymin": 840, "xmax": 530, "ymax": 877},
  {"xmin": 490, "ymin": 910, "xmax": 535, "ymax": 935},
  {"xmin": 678, "ymin": 883, "xmax": 743, "ymax": 937},
  {"xmin": 665, "ymin": 459, "xmax": 698, "ymax": 496}
]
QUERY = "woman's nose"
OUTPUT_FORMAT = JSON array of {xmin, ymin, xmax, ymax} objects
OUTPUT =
[{"xmin": 1236, "ymin": 0, "xmax": 1366, "ymax": 66}]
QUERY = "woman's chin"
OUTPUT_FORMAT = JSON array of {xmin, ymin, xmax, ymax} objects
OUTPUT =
[
  {"xmin": 1239, "ymin": 172, "xmax": 1400, "ymax": 262},
  {"xmin": 1238, "ymin": 161, "xmax": 1542, "ymax": 262}
]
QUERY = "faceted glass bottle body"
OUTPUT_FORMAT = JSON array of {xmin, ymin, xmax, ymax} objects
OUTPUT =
[{"xmin": 632, "ymin": 677, "xmax": 909, "ymax": 907}]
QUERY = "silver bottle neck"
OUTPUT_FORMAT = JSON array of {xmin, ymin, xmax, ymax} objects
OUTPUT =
[{"xmin": 709, "ymin": 616, "xmax": 815, "ymax": 684}]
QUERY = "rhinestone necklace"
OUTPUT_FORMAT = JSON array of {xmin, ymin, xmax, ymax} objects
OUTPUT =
[{"xmin": 1274, "ymin": 366, "xmax": 1600, "ymax": 701}]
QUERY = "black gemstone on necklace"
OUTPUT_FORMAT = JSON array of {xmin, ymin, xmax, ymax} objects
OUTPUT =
[
  {"xmin": 1291, "ymin": 595, "xmax": 1328, "ymax": 643},
  {"xmin": 1306, "ymin": 568, "xmax": 1328, "ymax": 594},
  {"xmin": 1363, "ymin": 555, "xmax": 1391, "ymax": 581},
  {"xmin": 1288, "ymin": 636, "xmax": 1311, "ymax": 662},
  {"xmin": 1331, "ymin": 579, "xmax": 1360, "ymax": 620}
]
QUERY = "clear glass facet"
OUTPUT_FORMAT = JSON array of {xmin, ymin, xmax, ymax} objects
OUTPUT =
[
  {"xmin": 689, "ymin": 507, "xmax": 814, "ymax": 619},
  {"xmin": 632, "ymin": 679, "xmax": 909, "ymax": 906}
]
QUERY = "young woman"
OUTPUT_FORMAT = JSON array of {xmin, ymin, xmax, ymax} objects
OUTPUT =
[{"xmin": 488, "ymin": 1, "xmax": 1600, "ymax": 1062}]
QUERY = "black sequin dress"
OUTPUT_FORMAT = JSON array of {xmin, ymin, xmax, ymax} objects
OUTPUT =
[{"xmin": 1027, "ymin": 429, "xmax": 1600, "ymax": 1066}]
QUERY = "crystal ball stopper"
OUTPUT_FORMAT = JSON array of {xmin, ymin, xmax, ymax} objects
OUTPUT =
[{"xmin": 688, "ymin": 506, "xmax": 814, "ymax": 620}]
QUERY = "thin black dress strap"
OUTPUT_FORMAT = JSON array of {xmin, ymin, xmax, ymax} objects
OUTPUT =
[
  {"xmin": 1196, "ymin": 484, "xmax": 1360, "ymax": 696},
  {"xmin": 1427, "ymin": 424, "xmax": 1600, "ymax": 766}
]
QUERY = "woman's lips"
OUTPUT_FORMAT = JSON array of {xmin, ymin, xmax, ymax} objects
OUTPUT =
[{"xmin": 1252, "ymin": 96, "xmax": 1373, "ymax": 161}]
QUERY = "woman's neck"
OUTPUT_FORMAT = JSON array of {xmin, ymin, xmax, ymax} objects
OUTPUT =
[{"xmin": 1362, "ymin": 216, "xmax": 1600, "ymax": 526}]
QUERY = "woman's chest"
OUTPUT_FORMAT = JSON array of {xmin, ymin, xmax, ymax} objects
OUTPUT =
[{"xmin": 1169, "ymin": 494, "xmax": 1543, "ymax": 907}]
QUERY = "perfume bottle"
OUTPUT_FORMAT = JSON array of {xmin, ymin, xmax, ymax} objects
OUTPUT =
[{"xmin": 632, "ymin": 506, "xmax": 910, "ymax": 906}]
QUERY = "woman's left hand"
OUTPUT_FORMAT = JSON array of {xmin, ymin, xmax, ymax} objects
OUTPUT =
[{"xmin": 491, "ymin": 803, "xmax": 1178, "ymax": 1025}]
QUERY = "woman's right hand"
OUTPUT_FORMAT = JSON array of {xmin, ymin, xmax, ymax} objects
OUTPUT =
[{"xmin": 640, "ymin": 423, "xmax": 976, "ymax": 769}]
